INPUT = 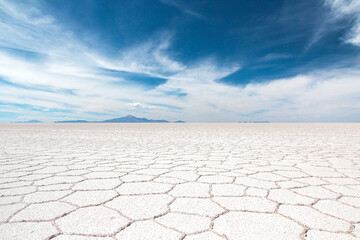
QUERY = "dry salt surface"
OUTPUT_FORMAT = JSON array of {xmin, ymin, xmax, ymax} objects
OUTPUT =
[{"xmin": 0, "ymin": 123, "xmax": 360, "ymax": 240}]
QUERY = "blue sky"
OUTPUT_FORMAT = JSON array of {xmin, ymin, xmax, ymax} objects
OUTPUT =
[{"xmin": 0, "ymin": 0, "xmax": 360, "ymax": 122}]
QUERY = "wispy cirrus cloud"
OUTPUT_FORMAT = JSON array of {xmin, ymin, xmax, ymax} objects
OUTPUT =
[
  {"xmin": 323, "ymin": 0, "xmax": 360, "ymax": 46},
  {"xmin": 91, "ymin": 32, "xmax": 186, "ymax": 76},
  {"xmin": 257, "ymin": 53, "xmax": 293, "ymax": 63},
  {"xmin": 159, "ymin": 0, "xmax": 207, "ymax": 20}
]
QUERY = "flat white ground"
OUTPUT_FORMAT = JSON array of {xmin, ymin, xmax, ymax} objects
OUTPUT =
[{"xmin": 0, "ymin": 123, "xmax": 360, "ymax": 240}]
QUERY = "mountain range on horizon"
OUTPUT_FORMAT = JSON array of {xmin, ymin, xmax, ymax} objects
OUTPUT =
[
  {"xmin": 54, "ymin": 115, "xmax": 184, "ymax": 123},
  {"xmin": 11, "ymin": 116, "xmax": 272, "ymax": 123}
]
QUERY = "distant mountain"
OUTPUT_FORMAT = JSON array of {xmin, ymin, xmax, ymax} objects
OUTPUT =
[
  {"xmin": 15, "ymin": 120, "xmax": 42, "ymax": 123},
  {"xmin": 102, "ymin": 115, "xmax": 169, "ymax": 123},
  {"xmin": 55, "ymin": 120, "xmax": 89, "ymax": 123},
  {"xmin": 239, "ymin": 120, "xmax": 270, "ymax": 123},
  {"xmin": 174, "ymin": 120, "xmax": 185, "ymax": 123}
]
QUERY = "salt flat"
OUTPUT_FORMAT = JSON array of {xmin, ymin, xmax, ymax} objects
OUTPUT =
[{"xmin": 0, "ymin": 123, "xmax": 360, "ymax": 240}]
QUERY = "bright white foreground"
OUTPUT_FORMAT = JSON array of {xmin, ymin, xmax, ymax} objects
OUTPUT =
[{"xmin": 0, "ymin": 123, "xmax": 360, "ymax": 240}]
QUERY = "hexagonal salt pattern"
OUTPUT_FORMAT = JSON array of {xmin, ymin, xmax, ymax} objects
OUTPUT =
[
  {"xmin": 213, "ymin": 212, "xmax": 303, "ymax": 239},
  {"xmin": 0, "ymin": 123, "xmax": 360, "ymax": 239},
  {"xmin": 55, "ymin": 206, "xmax": 129, "ymax": 235}
]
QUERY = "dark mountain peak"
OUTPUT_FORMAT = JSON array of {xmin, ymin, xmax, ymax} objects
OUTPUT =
[
  {"xmin": 124, "ymin": 115, "xmax": 136, "ymax": 118},
  {"xmin": 55, "ymin": 120, "xmax": 88, "ymax": 123}
]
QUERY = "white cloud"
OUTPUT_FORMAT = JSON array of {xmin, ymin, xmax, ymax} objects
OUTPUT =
[
  {"xmin": 91, "ymin": 32, "xmax": 186, "ymax": 76},
  {"xmin": 324, "ymin": 0, "xmax": 360, "ymax": 46},
  {"xmin": 126, "ymin": 102, "xmax": 154, "ymax": 110}
]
